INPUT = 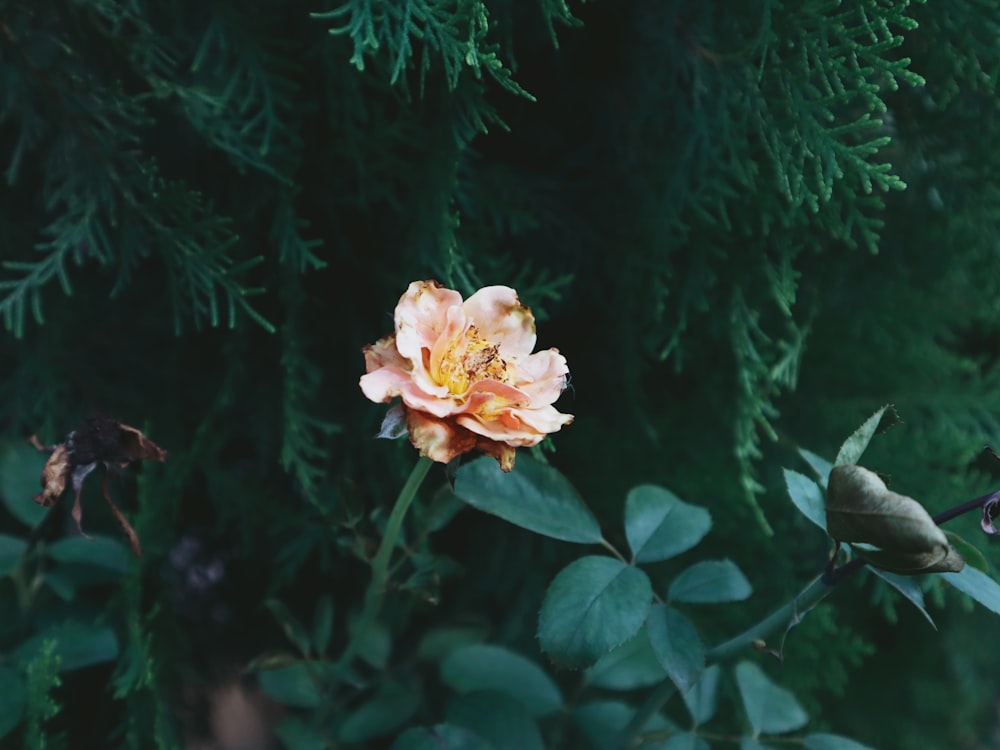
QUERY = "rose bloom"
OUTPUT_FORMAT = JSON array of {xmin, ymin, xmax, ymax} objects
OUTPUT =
[{"xmin": 360, "ymin": 280, "xmax": 573, "ymax": 471}]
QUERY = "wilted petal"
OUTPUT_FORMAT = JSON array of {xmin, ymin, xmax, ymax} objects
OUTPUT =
[
  {"xmin": 463, "ymin": 286, "xmax": 536, "ymax": 358},
  {"xmin": 404, "ymin": 409, "xmax": 476, "ymax": 464},
  {"xmin": 982, "ymin": 492, "xmax": 1000, "ymax": 535},
  {"xmin": 363, "ymin": 335, "xmax": 408, "ymax": 372},
  {"xmin": 361, "ymin": 280, "xmax": 572, "ymax": 469},
  {"xmin": 34, "ymin": 443, "xmax": 71, "ymax": 507}
]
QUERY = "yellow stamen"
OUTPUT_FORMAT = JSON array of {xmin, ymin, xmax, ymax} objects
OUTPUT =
[{"xmin": 435, "ymin": 325, "xmax": 509, "ymax": 394}]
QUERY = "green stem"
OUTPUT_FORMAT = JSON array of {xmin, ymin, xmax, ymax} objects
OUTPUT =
[{"xmin": 336, "ymin": 455, "xmax": 433, "ymax": 669}]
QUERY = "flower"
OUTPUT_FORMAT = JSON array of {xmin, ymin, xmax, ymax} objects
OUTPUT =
[
  {"xmin": 31, "ymin": 417, "xmax": 167, "ymax": 557},
  {"xmin": 360, "ymin": 280, "xmax": 573, "ymax": 471}
]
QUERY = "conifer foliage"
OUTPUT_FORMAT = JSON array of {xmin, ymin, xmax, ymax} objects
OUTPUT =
[{"xmin": 2, "ymin": 1, "xmax": 1000, "ymax": 748}]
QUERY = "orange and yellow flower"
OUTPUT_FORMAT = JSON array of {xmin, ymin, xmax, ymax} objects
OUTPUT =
[{"xmin": 360, "ymin": 280, "xmax": 573, "ymax": 470}]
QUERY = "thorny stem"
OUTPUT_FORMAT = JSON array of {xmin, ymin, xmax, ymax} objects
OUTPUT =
[
  {"xmin": 335, "ymin": 456, "xmax": 433, "ymax": 671},
  {"xmin": 616, "ymin": 485, "xmax": 1000, "ymax": 749}
]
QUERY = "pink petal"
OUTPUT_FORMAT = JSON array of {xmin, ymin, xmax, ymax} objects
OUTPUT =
[
  {"xmin": 463, "ymin": 286, "xmax": 536, "ymax": 359},
  {"xmin": 359, "ymin": 366, "xmax": 412, "ymax": 403},
  {"xmin": 512, "ymin": 404, "xmax": 575, "ymax": 434},
  {"xmin": 428, "ymin": 304, "xmax": 471, "ymax": 389},
  {"xmin": 395, "ymin": 281, "xmax": 463, "ymax": 362},
  {"xmin": 512, "ymin": 349, "xmax": 569, "ymax": 406}
]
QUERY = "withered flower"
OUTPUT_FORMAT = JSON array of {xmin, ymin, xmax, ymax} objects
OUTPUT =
[
  {"xmin": 360, "ymin": 281, "xmax": 573, "ymax": 471},
  {"xmin": 32, "ymin": 417, "xmax": 167, "ymax": 556}
]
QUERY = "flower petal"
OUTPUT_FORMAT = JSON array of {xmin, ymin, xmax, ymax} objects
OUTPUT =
[
  {"xmin": 363, "ymin": 335, "xmax": 409, "ymax": 373},
  {"xmin": 394, "ymin": 281, "xmax": 463, "ymax": 362},
  {"xmin": 463, "ymin": 286, "xmax": 536, "ymax": 359},
  {"xmin": 513, "ymin": 349, "xmax": 569, "ymax": 405},
  {"xmin": 405, "ymin": 409, "xmax": 476, "ymax": 464},
  {"xmin": 360, "ymin": 366, "xmax": 412, "ymax": 403}
]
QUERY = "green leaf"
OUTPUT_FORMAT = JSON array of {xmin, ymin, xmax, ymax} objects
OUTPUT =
[
  {"xmin": 572, "ymin": 701, "xmax": 675, "ymax": 750},
  {"xmin": 258, "ymin": 663, "xmax": 322, "ymax": 708},
  {"xmin": 803, "ymin": 734, "xmax": 876, "ymax": 750},
  {"xmin": 538, "ymin": 556, "xmax": 652, "ymax": 668},
  {"xmin": 47, "ymin": 535, "xmax": 129, "ymax": 575},
  {"xmin": 870, "ymin": 568, "xmax": 935, "ymax": 628},
  {"xmin": 941, "ymin": 566, "xmax": 1000, "ymax": 616},
  {"xmin": 741, "ymin": 739, "xmax": 778, "ymax": 750},
  {"xmin": 349, "ymin": 615, "xmax": 392, "ymax": 669},
  {"xmin": 265, "ymin": 599, "xmax": 312, "ymax": 656},
  {"xmin": 662, "ymin": 733, "xmax": 711, "ymax": 750},
  {"xmin": 0, "ymin": 440, "xmax": 49, "ymax": 528},
  {"xmin": 0, "ymin": 666, "xmax": 26, "ymax": 740},
  {"xmin": 441, "ymin": 644, "xmax": 562, "ymax": 717},
  {"xmin": 0, "ymin": 533, "xmax": 27, "ymax": 577},
  {"xmin": 681, "ymin": 664, "xmax": 721, "ymax": 725},
  {"xmin": 668, "ymin": 559, "xmax": 752, "ymax": 604},
  {"xmin": 13, "ymin": 624, "xmax": 119, "ymax": 672},
  {"xmin": 274, "ymin": 716, "xmax": 328, "ymax": 750},
  {"xmin": 453, "ymin": 456, "xmax": 602, "ymax": 544},
  {"xmin": 311, "ymin": 595, "xmax": 334, "ymax": 656},
  {"xmin": 944, "ymin": 531, "xmax": 989, "ymax": 573},
  {"xmin": 417, "ymin": 626, "xmax": 489, "ymax": 663},
  {"xmin": 798, "ymin": 449, "xmax": 833, "ymax": 488},
  {"xmin": 391, "ymin": 724, "xmax": 494, "ymax": 750},
  {"xmin": 826, "ymin": 465, "xmax": 963, "ymax": 574},
  {"xmin": 585, "ymin": 630, "xmax": 666, "ymax": 690},
  {"xmin": 446, "ymin": 691, "xmax": 544, "ymax": 750},
  {"xmin": 646, "ymin": 605, "xmax": 704, "ymax": 694},
  {"xmin": 784, "ymin": 469, "xmax": 827, "ymax": 532},
  {"xmin": 834, "ymin": 405, "xmax": 897, "ymax": 466},
  {"xmin": 624, "ymin": 485, "xmax": 711, "ymax": 564},
  {"xmin": 734, "ymin": 661, "xmax": 808, "ymax": 734},
  {"xmin": 340, "ymin": 683, "xmax": 421, "ymax": 743}
]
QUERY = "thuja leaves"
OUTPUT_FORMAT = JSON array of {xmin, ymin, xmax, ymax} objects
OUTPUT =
[
  {"xmin": 538, "ymin": 556, "xmax": 652, "ymax": 668},
  {"xmin": 826, "ymin": 465, "xmax": 964, "ymax": 574},
  {"xmin": 0, "ymin": 666, "xmax": 26, "ymax": 740}
]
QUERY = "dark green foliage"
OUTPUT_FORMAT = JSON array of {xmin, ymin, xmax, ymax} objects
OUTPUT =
[{"xmin": 2, "ymin": 0, "xmax": 1000, "ymax": 748}]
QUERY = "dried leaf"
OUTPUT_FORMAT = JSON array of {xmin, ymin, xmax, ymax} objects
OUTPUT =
[
  {"xmin": 116, "ymin": 423, "xmax": 168, "ymax": 464},
  {"xmin": 982, "ymin": 492, "xmax": 1000, "ymax": 535},
  {"xmin": 826, "ymin": 465, "xmax": 964, "ymax": 575},
  {"xmin": 103, "ymin": 474, "xmax": 142, "ymax": 557},
  {"xmin": 31, "ymin": 418, "xmax": 166, "ymax": 557},
  {"xmin": 34, "ymin": 444, "xmax": 71, "ymax": 507}
]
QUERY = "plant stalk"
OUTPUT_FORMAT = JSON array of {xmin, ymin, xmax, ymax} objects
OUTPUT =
[{"xmin": 336, "ymin": 455, "xmax": 433, "ymax": 670}]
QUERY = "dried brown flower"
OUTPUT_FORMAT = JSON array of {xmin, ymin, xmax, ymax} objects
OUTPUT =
[{"xmin": 32, "ymin": 417, "xmax": 167, "ymax": 556}]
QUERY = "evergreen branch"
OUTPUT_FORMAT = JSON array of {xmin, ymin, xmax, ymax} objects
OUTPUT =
[
  {"xmin": 312, "ymin": 0, "xmax": 532, "ymax": 100},
  {"xmin": 278, "ymin": 259, "xmax": 339, "ymax": 503},
  {"xmin": 175, "ymin": 8, "xmax": 302, "ymax": 181},
  {"xmin": 271, "ymin": 190, "xmax": 326, "ymax": 274}
]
